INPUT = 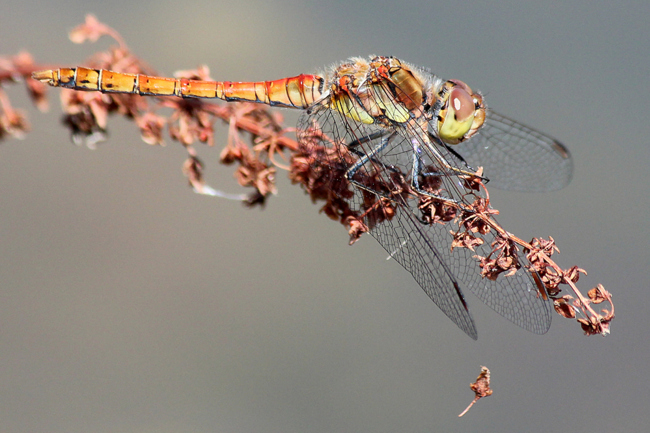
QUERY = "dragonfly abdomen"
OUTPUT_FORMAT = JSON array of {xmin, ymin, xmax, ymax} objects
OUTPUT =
[{"xmin": 32, "ymin": 67, "xmax": 325, "ymax": 109}]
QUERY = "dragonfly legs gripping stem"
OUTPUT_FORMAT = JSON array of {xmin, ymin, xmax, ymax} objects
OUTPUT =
[{"xmin": 343, "ymin": 130, "xmax": 480, "ymax": 207}]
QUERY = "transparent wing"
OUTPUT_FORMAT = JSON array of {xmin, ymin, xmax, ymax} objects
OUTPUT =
[
  {"xmin": 297, "ymin": 101, "xmax": 553, "ymax": 339},
  {"xmin": 456, "ymin": 111, "xmax": 573, "ymax": 192},
  {"xmin": 297, "ymin": 104, "xmax": 478, "ymax": 339}
]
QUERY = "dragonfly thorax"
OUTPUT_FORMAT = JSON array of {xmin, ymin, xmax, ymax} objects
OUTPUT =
[{"xmin": 326, "ymin": 56, "xmax": 486, "ymax": 145}]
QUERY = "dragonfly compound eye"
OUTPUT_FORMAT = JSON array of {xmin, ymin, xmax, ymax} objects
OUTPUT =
[{"xmin": 438, "ymin": 80, "xmax": 485, "ymax": 144}]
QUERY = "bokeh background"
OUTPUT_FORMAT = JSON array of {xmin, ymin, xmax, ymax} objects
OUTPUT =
[{"xmin": 1, "ymin": 1, "xmax": 648, "ymax": 432}]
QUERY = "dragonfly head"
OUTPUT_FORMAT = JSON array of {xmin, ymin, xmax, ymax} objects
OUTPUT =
[{"xmin": 437, "ymin": 80, "xmax": 486, "ymax": 144}]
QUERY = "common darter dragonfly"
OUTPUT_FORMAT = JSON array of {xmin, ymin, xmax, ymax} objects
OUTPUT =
[{"xmin": 34, "ymin": 55, "xmax": 573, "ymax": 339}]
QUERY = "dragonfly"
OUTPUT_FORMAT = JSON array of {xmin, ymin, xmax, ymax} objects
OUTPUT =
[{"xmin": 33, "ymin": 55, "xmax": 573, "ymax": 339}]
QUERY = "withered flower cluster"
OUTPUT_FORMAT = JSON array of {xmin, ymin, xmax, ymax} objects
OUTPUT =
[{"xmin": 1, "ymin": 15, "xmax": 613, "ymax": 336}]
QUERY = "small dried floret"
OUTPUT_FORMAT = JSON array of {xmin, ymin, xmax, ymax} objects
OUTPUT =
[
  {"xmin": 346, "ymin": 215, "xmax": 369, "ymax": 244},
  {"xmin": 564, "ymin": 265, "xmax": 586, "ymax": 283},
  {"xmin": 451, "ymin": 230, "xmax": 484, "ymax": 251},
  {"xmin": 553, "ymin": 296, "xmax": 576, "ymax": 319},
  {"xmin": 588, "ymin": 284, "xmax": 608, "ymax": 304}
]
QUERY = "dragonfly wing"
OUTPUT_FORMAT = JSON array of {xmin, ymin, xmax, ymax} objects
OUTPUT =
[
  {"xmin": 297, "ymin": 104, "xmax": 478, "ymax": 339},
  {"xmin": 443, "ymin": 222, "xmax": 554, "ymax": 335},
  {"xmin": 455, "ymin": 111, "xmax": 573, "ymax": 192},
  {"xmin": 394, "ymin": 192, "xmax": 553, "ymax": 335},
  {"xmin": 373, "ymin": 122, "xmax": 553, "ymax": 334},
  {"xmin": 297, "ymin": 103, "xmax": 553, "ymax": 338},
  {"xmin": 367, "ymin": 195, "xmax": 479, "ymax": 339},
  {"xmin": 398, "ymin": 117, "xmax": 555, "ymax": 334}
]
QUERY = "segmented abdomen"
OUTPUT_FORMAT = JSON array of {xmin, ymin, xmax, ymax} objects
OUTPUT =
[{"xmin": 32, "ymin": 67, "xmax": 325, "ymax": 109}]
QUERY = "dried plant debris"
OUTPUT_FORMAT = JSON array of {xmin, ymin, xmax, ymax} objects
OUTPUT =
[{"xmin": 459, "ymin": 366, "xmax": 493, "ymax": 417}]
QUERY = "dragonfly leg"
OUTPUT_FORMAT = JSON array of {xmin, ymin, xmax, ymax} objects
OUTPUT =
[
  {"xmin": 409, "ymin": 145, "xmax": 459, "ymax": 204},
  {"xmin": 345, "ymin": 130, "xmax": 401, "ymax": 176},
  {"xmin": 426, "ymin": 132, "xmax": 489, "ymax": 183},
  {"xmin": 345, "ymin": 132, "xmax": 402, "ymax": 200}
]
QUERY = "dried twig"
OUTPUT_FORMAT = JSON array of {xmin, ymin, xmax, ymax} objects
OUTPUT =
[{"xmin": 459, "ymin": 366, "xmax": 493, "ymax": 417}]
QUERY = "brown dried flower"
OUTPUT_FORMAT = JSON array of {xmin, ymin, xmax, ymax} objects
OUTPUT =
[{"xmin": 459, "ymin": 366, "xmax": 493, "ymax": 417}]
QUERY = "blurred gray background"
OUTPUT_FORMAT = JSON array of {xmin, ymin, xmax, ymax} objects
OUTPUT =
[{"xmin": 1, "ymin": 1, "xmax": 648, "ymax": 432}]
